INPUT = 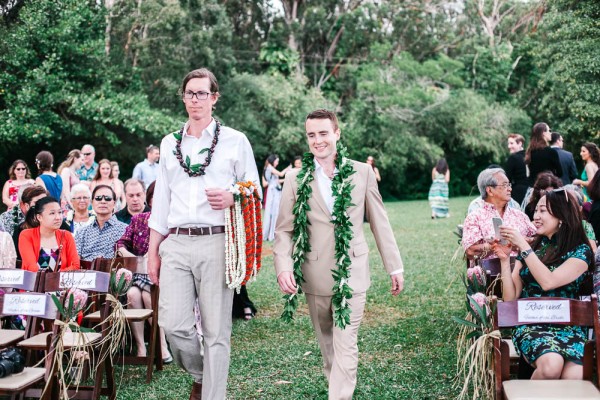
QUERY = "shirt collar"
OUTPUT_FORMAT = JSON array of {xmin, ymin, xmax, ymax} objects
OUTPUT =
[
  {"xmin": 94, "ymin": 215, "xmax": 118, "ymax": 228},
  {"xmin": 183, "ymin": 119, "xmax": 216, "ymax": 138},
  {"xmin": 313, "ymin": 159, "xmax": 338, "ymax": 175}
]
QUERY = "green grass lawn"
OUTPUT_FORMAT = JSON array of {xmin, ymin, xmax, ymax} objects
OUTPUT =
[{"xmin": 114, "ymin": 196, "xmax": 472, "ymax": 399}]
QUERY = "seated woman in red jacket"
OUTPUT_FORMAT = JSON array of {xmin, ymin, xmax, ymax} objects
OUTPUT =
[{"xmin": 19, "ymin": 196, "xmax": 80, "ymax": 272}]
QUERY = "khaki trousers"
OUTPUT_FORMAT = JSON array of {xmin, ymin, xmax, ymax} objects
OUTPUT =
[
  {"xmin": 305, "ymin": 292, "xmax": 367, "ymax": 400},
  {"xmin": 158, "ymin": 233, "xmax": 233, "ymax": 400}
]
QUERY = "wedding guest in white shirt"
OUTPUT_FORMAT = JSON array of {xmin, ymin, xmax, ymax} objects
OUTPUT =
[{"xmin": 147, "ymin": 68, "xmax": 260, "ymax": 400}]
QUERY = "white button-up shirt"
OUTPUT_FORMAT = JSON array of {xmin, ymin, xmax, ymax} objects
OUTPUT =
[
  {"xmin": 148, "ymin": 119, "xmax": 260, "ymax": 236},
  {"xmin": 313, "ymin": 158, "xmax": 402, "ymax": 276}
]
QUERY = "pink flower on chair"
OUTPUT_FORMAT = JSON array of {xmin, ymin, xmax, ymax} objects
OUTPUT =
[
  {"xmin": 469, "ymin": 292, "xmax": 489, "ymax": 317},
  {"xmin": 66, "ymin": 288, "xmax": 89, "ymax": 313},
  {"xmin": 115, "ymin": 268, "xmax": 133, "ymax": 286},
  {"xmin": 467, "ymin": 266, "xmax": 486, "ymax": 286}
]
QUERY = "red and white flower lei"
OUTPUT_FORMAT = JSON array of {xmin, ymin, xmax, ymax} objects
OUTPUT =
[{"xmin": 224, "ymin": 181, "xmax": 262, "ymax": 292}]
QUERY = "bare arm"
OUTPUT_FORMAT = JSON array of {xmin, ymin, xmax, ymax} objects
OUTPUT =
[
  {"xmin": 500, "ymin": 226, "xmax": 588, "ymax": 291},
  {"xmin": 445, "ymin": 169, "xmax": 450, "ymax": 183},
  {"xmin": 2, "ymin": 181, "xmax": 14, "ymax": 209},
  {"xmin": 147, "ymin": 229, "xmax": 166, "ymax": 285}
]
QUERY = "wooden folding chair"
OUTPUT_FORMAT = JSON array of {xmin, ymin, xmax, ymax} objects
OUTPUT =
[
  {"xmin": 18, "ymin": 270, "xmax": 115, "ymax": 400},
  {"xmin": 492, "ymin": 295, "xmax": 600, "ymax": 400},
  {"xmin": 0, "ymin": 269, "xmax": 40, "ymax": 349},
  {"xmin": 85, "ymin": 257, "xmax": 162, "ymax": 383},
  {"xmin": 0, "ymin": 291, "xmax": 60, "ymax": 399}
]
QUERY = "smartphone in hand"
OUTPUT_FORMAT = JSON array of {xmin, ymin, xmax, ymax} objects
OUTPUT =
[{"xmin": 492, "ymin": 217, "xmax": 507, "ymax": 245}]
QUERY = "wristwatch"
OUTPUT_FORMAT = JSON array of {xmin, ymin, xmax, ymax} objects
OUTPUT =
[{"xmin": 520, "ymin": 248, "xmax": 534, "ymax": 259}]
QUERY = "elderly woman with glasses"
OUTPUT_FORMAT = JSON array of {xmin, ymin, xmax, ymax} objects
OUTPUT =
[
  {"xmin": 495, "ymin": 189, "xmax": 593, "ymax": 380},
  {"xmin": 462, "ymin": 167, "xmax": 536, "ymax": 260},
  {"xmin": 65, "ymin": 183, "xmax": 95, "ymax": 235}
]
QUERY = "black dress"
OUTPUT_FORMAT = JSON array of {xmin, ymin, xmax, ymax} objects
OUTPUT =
[
  {"xmin": 527, "ymin": 147, "xmax": 563, "ymax": 186},
  {"xmin": 505, "ymin": 150, "xmax": 528, "ymax": 205}
]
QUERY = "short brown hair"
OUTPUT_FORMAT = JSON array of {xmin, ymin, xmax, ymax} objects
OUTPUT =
[
  {"xmin": 306, "ymin": 109, "xmax": 339, "ymax": 132},
  {"xmin": 180, "ymin": 68, "xmax": 219, "ymax": 95},
  {"xmin": 508, "ymin": 133, "xmax": 525, "ymax": 147}
]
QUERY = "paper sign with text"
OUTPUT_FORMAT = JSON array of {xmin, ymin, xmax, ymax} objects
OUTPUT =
[
  {"xmin": 3, "ymin": 294, "xmax": 47, "ymax": 316},
  {"xmin": 59, "ymin": 272, "xmax": 97, "ymax": 290},
  {"xmin": 518, "ymin": 300, "xmax": 570, "ymax": 323},
  {"xmin": 0, "ymin": 270, "xmax": 24, "ymax": 286}
]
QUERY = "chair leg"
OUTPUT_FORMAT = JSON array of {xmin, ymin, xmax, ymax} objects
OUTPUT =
[{"xmin": 146, "ymin": 319, "xmax": 157, "ymax": 383}]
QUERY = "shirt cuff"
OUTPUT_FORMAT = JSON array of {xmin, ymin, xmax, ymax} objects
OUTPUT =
[{"xmin": 390, "ymin": 269, "xmax": 404, "ymax": 276}]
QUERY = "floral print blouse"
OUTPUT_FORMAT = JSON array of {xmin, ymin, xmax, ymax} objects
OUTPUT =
[
  {"xmin": 116, "ymin": 212, "xmax": 150, "ymax": 256},
  {"xmin": 462, "ymin": 202, "xmax": 536, "ymax": 259}
]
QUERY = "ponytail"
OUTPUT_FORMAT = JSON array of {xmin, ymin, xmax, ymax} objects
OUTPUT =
[{"xmin": 24, "ymin": 196, "xmax": 58, "ymax": 229}]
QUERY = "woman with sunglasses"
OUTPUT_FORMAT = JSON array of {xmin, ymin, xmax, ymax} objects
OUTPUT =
[
  {"xmin": 19, "ymin": 196, "xmax": 80, "ymax": 272},
  {"xmin": 494, "ymin": 189, "xmax": 593, "ymax": 380},
  {"xmin": 2, "ymin": 160, "xmax": 35, "ymax": 209}
]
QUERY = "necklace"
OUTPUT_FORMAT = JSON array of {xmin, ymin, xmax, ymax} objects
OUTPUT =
[
  {"xmin": 173, "ymin": 120, "xmax": 221, "ymax": 177},
  {"xmin": 281, "ymin": 143, "xmax": 356, "ymax": 329}
]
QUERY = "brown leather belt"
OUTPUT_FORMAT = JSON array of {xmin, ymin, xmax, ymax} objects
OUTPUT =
[{"xmin": 169, "ymin": 226, "xmax": 225, "ymax": 236}]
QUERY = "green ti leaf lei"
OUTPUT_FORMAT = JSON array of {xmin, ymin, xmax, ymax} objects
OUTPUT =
[{"xmin": 281, "ymin": 143, "xmax": 356, "ymax": 329}]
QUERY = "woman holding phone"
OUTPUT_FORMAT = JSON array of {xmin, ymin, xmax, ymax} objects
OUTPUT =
[{"xmin": 494, "ymin": 189, "xmax": 592, "ymax": 380}]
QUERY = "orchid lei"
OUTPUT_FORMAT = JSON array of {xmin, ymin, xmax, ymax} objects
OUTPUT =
[
  {"xmin": 224, "ymin": 181, "xmax": 262, "ymax": 292},
  {"xmin": 281, "ymin": 143, "xmax": 356, "ymax": 329}
]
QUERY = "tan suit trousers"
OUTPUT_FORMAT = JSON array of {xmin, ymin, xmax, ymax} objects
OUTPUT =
[
  {"xmin": 305, "ymin": 292, "xmax": 367, "ymax": 400},
  {"xmin": 158, "ymin": 233, "xmax": 233, "ymax": 400}
]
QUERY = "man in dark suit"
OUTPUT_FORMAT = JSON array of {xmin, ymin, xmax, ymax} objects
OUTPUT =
[{"xmin": 550, "ymin": 132, "xmax": 578, "ymax": 185}]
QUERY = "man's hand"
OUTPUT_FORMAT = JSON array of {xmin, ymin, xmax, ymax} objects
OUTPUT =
[
  {"xmin": 148, "ymin": 253, "xmax": 161, "ymax": 285},
  {"xmin": 391, "ymin": 274, "xmax": 404, "ymax": 296},
  {"xmin": 206, "ymin": 188, "xmax": 234, "ymax": 210},
  {"xmin": 277, "ymin": 271, "xmax": 298, "ymax": 294}
]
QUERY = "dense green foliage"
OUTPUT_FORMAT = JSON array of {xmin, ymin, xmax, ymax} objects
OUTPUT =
[{"xmin": 1, "ymin": 0, "xmax": 597, "ymax": 199}]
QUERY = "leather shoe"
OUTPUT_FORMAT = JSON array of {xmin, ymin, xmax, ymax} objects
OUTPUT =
[{"xmin": 189, "ymin": 382, "xmax": 202, "ymax": 400}]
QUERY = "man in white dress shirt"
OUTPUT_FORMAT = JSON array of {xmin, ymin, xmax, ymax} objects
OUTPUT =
[{"xmin": 148, "ymin": 68, "xmax": 260, "ymax": 400}]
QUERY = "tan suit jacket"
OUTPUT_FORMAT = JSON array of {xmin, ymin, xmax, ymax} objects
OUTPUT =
[{"xmin": 274, "ymin": 159, "xmax": 403, "ymax": 296}]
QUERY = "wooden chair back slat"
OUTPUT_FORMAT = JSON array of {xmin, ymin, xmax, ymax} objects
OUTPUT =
[{"xmin": 96, "ymin": 257, "xmax": 145, "ymax": 274}]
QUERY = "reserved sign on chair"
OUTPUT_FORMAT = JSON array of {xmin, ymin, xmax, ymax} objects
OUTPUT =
[
  {"xmin": 59, "ymin": 272, "xmax": 98, "ymax": 290},
  {"xmin": 517, "ymin": 300, "xmax": 570, "ymax": 323},
  {"xmin": 0, "ymin": 270, "xmax": 25, "ymax": 285},
  {"xmin": 2, "ymin": 293, "xmax": 47, "ymax": 316}
]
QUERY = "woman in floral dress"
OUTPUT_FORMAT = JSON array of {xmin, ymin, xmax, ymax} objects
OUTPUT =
[{"xmin": 494, "ymin": 189, "xmax": 592, "ymax": 379}]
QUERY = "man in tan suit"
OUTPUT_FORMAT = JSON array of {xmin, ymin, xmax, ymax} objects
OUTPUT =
[{"xmin": 274, "ymin": 109, "xmax": 404, "ymax": 400}]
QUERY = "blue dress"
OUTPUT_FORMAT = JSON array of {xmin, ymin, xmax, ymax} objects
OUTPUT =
[
  {"xmin": 513, "ymin": 238, "xmax": 592, "ymax": 365},
  {"xmin": 39, "ymin": 174, "xmax": 63, "ymax": 200},
  {"xmin": 428, "ymin": 172, "xmax": 449, "ymax": 218}
]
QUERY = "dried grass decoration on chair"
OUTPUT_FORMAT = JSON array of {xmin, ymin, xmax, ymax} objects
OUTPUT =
[
  {"xmin": 46, "ymin": 288, "xmax": 94, "ymax": 398},
  {"xmin": 453, "ymin": 265, "xmax": 500, "ymax": 400},
  {"xmin": 104, "ymin": 267, "xmax": 133, "ymax": 359},
  {"xmin": 224, "ymin": 181, "xmax": 263, "ymax": 292}
]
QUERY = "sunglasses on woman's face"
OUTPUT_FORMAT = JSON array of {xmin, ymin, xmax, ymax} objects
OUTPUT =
[
  {"xmin": 94, "ymin": 195, "xmax": 114, "ymax": 202},
  {"xmin": 15, "ymin": 167, "xmax": 26, "ymax": 171}
]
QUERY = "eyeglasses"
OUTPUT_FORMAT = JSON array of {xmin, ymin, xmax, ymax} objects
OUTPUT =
[
  {"xmin": 72, "ymin": 196, "xmax": 90, "ymax": 202},
  {"xmin": 14, "ymin": 168, "xmax": 26, "ymax": 171},
  {"xmin": 490, "ymin": 182, "xmax": 512, "ymax": 189},
  {"xmin": 550, "ymin": 187, "xmax": 569, "ymax": 202},
  {"xmin": 82, "ymin": 152, "xmax": 92, "ymax": 156},
  {"xmin": 183, "ymin": 91, "xmax": 213, "ymax": 101},
  {"xmin": 93, "ymin": 195, "xmax": 114, "ymax": 202}
]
